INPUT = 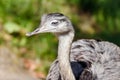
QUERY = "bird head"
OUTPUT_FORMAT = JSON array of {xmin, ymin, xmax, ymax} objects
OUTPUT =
[{"xmin": 26, "ymin": 13, "xmax": 74, "ymax": 36}]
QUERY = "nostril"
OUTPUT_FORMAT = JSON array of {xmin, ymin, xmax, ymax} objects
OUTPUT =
[{"xmin": 35, "ymin": 29, "xmax": 39, "ymax": 32}]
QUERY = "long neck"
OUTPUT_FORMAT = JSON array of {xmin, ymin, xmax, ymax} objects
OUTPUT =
[{"xmin": 58, "ymin": 31, "xmax": 75, "ymax": 80}]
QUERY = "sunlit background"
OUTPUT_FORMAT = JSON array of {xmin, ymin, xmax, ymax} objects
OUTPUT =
[{"xmin": 0, "ymin": 0, "xmax": 120, "ymax": 79}]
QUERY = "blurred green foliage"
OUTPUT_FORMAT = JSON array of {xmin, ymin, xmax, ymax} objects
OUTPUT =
[{"xmin": 0, "ymin": 0, "xmax": 120, "ymax": 76}]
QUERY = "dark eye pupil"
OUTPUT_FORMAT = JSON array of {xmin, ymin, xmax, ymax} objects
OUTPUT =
[{"xmin": 51, "ymin": 22, "xmax": 58, "ymax": 25}]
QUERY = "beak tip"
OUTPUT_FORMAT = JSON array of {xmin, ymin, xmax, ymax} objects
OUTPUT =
[{"xmin": 26, "ymin": 32, "xmax": 31, "ymax": 36}]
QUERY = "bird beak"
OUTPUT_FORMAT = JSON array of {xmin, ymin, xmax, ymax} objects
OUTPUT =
[{"xmin": 26, "ymin": 25, "xmax": 48, "ymax": 36}]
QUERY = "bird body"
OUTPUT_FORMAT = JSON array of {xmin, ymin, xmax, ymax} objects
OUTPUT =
[
  {"xmin": 26, "ymin": 13, "xmax": 120, "ymax": 80},
  {"xmin": 46, "ymin": 39, "xmax": 120, "ymax": 80}
]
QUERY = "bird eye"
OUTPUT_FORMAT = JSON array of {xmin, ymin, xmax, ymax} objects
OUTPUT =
[
  {"xmin": 51, "ymin": 21, "xmax": 58, "ymax": 25},
  {"xmin": 51, "ymin": 20, "xmax": 59, "ymax": 26}
]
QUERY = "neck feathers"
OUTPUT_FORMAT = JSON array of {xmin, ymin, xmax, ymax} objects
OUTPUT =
[{"xmin": 58, "ymin": 31, "xmax": 75, "ymax": 80}]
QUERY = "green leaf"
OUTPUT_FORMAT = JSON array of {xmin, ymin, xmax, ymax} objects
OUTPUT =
[
  {"xmin": 19, "ymin": 37, "xmax": 27, "ymax": 46},
  {"xmin": 4, "ymin": 21, "xmax": 21, "ymax": 33}
]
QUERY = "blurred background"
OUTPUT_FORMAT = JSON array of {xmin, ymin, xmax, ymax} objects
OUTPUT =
[{"xmin": 0, "ymin": 0, "xmax": 120, "ymax": 79}]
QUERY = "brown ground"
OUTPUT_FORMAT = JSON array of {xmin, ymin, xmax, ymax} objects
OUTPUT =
[{"xmin": 0, "ymin": 46, "xmax": 41, "ymax": 80}]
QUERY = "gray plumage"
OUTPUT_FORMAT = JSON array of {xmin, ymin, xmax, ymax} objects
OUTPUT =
[
  {"xmin": 26, "ymin": 13, "xmax": 120, "ymax": 80},
  {"xmin": 47, "ymin": 39, "xmax": 120, "ymax": 80}
]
